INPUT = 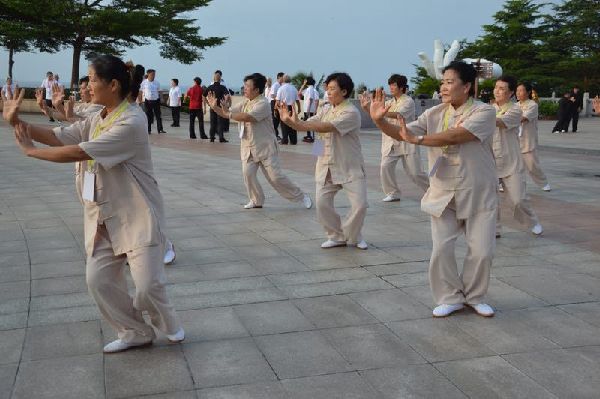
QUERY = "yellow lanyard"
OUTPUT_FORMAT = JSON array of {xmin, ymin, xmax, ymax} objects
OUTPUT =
[
  {"xmin": 87, "ymin": 100, "xmax": 129, "ymax": 171},
  {"xmin": 243, "ymin": 97, "xmax": 258, "ymax": 113},
  {"xmin": 496, "ymin": 102, "xmax": 512, "ymax": 116},
  {"xmin": 441, "ymin": 98, "xmax": 473, "ymax": 152}
]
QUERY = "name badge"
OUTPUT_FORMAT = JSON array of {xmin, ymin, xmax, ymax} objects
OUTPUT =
[
  {"xmin": 83, "ymin": 171, "xmax": 95, "ymax": 202},
  {"xmin": 312, "ymin": 139, "xmax": 325, "ymax": 157},
  {"xmin": 239, "ymin": 123, "xmax": 245, "ymax": 139},
  {"xmin": 429, "ymin": 156, "xmax": 444, "ymax": 177},
  {"xmin": 518, "ymin": 125, "xmax": 523, "ymax": 137}
]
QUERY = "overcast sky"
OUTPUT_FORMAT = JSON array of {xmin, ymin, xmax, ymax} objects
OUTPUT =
[{"xmin": 1, "ymin": 0, "xmax": 510, "ymax": 89}]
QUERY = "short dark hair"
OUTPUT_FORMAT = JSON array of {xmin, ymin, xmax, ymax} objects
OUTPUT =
[
  {"xmin": 306, "ymin": 76, "xmax": 316, "ymax": 86},
  {"xmin": 573, "ymin": 85, "xmax": 580, "ymax": 89},
  {"xmin": 442, "ymin": 61, "xmax": 477, "ymax": 96},
  {"xmin": 215, "ymin": 70, "xmax": 222, "ymax": 76},
  {"xmin": 277, "ymin": 72, "xmax": 284, "ymax": 78},
  {"xmin": 172, "ymin": 78, "xmax": 179, "ymax": 85},
  {"xmin": 78, "ymin": 76, "xmax": 89, "ymax": 85},
  {"xmin": 91, "ymin": 55, "xmax": 144, "ymax": 100},
  {"xmin": 46, "ymin": 71, "xmax": 53, "ymax": 77},
  {"xmin": 194, "ymin": 77, "xmax": 201, "ymax": 85},
  {"xmin": 147, "ymin": 69, "xmax": 156, "ymax": 74},
  {"xmin": 497, "ymin": 75, "xmax": 517, "ymax": 93},
  {"xmin": 388, "ymin": 74, "xmax": 408, "ymax": 92},
  {"xmin": 518, "ymin": 82, "xmax": 533, "ymax": 98},
  {"xmin": 325, "ymin": 72, "xmax": 354, "ymax": 99},
  {"xmin": 244, "ymin": 73, "xmax": 267, "ymax": 94}
]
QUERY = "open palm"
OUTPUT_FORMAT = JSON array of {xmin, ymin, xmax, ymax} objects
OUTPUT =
[{"xmin": 2, "ymin": 87, "xmax": 25, "ymax": 126}]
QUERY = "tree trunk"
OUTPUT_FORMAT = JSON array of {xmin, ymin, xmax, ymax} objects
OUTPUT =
[
  {"xmin": 70, "ymin": 36, "xmax": 85, "ymax": 90},
  {"xmin": 8, "ymin": 47, "xmax": 15, "ymax": 78}
]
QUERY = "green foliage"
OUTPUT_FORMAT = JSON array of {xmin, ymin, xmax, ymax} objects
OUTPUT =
[
  {"xmin": 411, "ymin": 65, "xmax": 440, "ymax": 97},
  {"xmin": 538, "ymin": 100, "xmax": 559, "ymax": 117}
]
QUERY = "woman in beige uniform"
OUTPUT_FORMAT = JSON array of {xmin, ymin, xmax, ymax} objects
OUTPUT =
[
  {"xmin": 516, "ymin": 82, "xmax": 551, "ymax": 191},
  {"xmin": 279, "ymin": 72, "xmax": 368, "ymax": 250},
  {"xmin": 492, "ymin": 76, "xmax": 543, "ymax": 237},
  {"xmin": 2, "ymin": 55, "xmax": 183, "ymax": 353},
  {"xmin": 206, "ymin": 72, "xmax": 312, "ymax": 210},
  {"xmin": 370, "ymin": 61, "xmax": 497, "ymax": 318}
]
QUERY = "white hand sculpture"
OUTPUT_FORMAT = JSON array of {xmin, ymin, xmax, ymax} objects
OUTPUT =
[{"xmin": 418, "ymin": 39, "xmax": 460, "ymax": 79}]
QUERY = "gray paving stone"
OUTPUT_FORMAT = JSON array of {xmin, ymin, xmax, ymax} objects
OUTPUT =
[
  {"xmin": 174, "ymin": 288, "xmax": 287, "ymax": 311},
  {"xmin": 129, "ymin": 390, "xmax": 198, "ymax": 399},
  {"xmin": 233, "ymin": 243, "xmax": 288, "ymax": 259},
  {"xmin": 268, "ymin": 267, "xmax": 372, "ymax": 286},
  {"xmin": 255, "ymin": 330, "xmax": 351, "ymax": 379},
  {"xmin": 186, "ymin": 261, "xmax": 261, "ymax": 281},
  {"xmin": 361, "ymin": 364, "xmax": 467, "ymax": 399},
  {"xmin": 322, "ymin": 324, "xmax": 425, "ymax": 369},
  {"xmin": 504, "ymin": 349, "xmax": 600, "ymax": 398},
  {"xmin": 234, "ymin": 300, "xmax": 314, "ymax": 335},
  {"xmin": 281, "ymin": 277, "xmax": 392, "ymax": 298},
  {"xmin": 294, "ymin": 295, "xmax": 379, "ymax": 328},
  {"xmin": 349, "ymin": 289, "xmax": 432, "ymax": 322},
  {"xmin": 0, "ymin": 252, "xmax": 29, "ymax": 269},
  {"xmin": 436, "ymin": 356, "xmax": 557, "ymax": 398},
  {"xmin": 29, "ymin": 247, "xmax": 84, "ymax": 265},
  {"xmin": 559, "ymin": 302, "xmax": 600, "ymax": 328},
  {"xmin": 0, "ymin": 265, "xmax": 30, "ymax": 283},
  {"xmin": 0, "ymin": 329, "xmax": 25, "ymax": 365},
  {"xmin": 249, "ymin": 257, "xmax": 310, "ymax": 274},
  {"xmin": 0, "ymin": 313, "xmax": 28, "ymax": 331},
  {"xmin": 0, "ymin": 298, "xmax": 28, "ymax": 315},
  {"xmin": 168, "ymin": 276, "xmax": 273, "ymax": 297},
  {"xmin": 0, "ymin": 239, "xmax": 27, "ymax": 254},
  {"xmin": 365, "ymin": 261, "xmax": 428, "ymax": 276},
  {"xmin": 29, "ymin": 292, "xmax": 94, "ymax": 311},
  {"xmin": 22, "ymin": 321, "xmax": 102, "ymax": 361},
  {"xmin": 30, "ymin": 261, "xmax": 85, "ymax": 279},
  {"xmin": 499, "ymin": 273, "xmax": 600, "ymax": 305},
  {"xmin": 387, "ymin": 318, "xmax": 495, "ymax": 362},
  {"xmin": 281, "ymin": 372, "xmax": 382, "ymax": 399},
  {"xmin": 0, "ymin": 363, "xmax": 17, "ymax": 399},
  {"xmin": 219, "ymin": 232, "xmax": 270, "ymax": 247},
  {"xmin": 31, "ymin": 275, "xmax": 88, "ymax": 297},
  {"xmin": 176, "ymin": 307, "xmax": 249, "ymax": 342},
  {"xmin": 184, "ymin": 338, "xmax": 276, "ymax": 388},
  {"xmin": 28, "ymin": 305, "xmax": 101, "ymax": 327},
  {"xmin": 197, "ymin": 381, "xmax": 287, "ymax": 399},
  {"xmin": 484, "ymin": 278, "xmax": 549, "ymax": 310},
  {"xmin": 174, "ymin": 248, "xmax": 242, "ymax": 266},
  {"xmin": 297, "ymin": 253, "xmax": 360, "ymax": 270},
  {"xmin": 12, "ymin": 354, "xmax": 104, "ymax": 399},
  {"xmin": 381, "ymin": 272, "xmax": 429, "ymax": 288},
  {"xmin": 0, "ymin": 280, "xmax": 29, "ymax": 301}
]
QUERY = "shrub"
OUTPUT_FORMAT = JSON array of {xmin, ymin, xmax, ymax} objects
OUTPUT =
[{"xmin": 538, "ymin": 100, "xmax": 559, "ymax": 117}]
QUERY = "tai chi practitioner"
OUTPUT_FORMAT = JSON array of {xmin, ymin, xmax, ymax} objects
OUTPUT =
[
  {"xmin": 279, "ymin": 72, "xmax": 368, "ymax": 250},
  {"xmin": 370, "ymin": 61, "xmax": 498, "ymax": 317},
  {"xmin": 492, "ymin": 76, "xmax": 543, "ymax": 237},
  {"xmin": 516, "ymin": 82, "xmax": 551, "ymax": 191},
  {"xmin": 207, "ymin": 73, "xmax": 312, "ymax": 210},
  {"xmin": 2, "ymin": 55, "xmax": 184, "ymax": 353},
  {"xmin": 361, "ymin": 74, "xmax": 429, "ymax": 201}
]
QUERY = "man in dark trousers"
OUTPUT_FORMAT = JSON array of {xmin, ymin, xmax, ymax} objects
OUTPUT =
[
  {"xmin": 185, "ymin": 77, "xmax": 208, "ymax": 139},
  {"xmin": 570, "ymin": 85, "xmax": 583, "ymax": 132},
  {"xmin": 203, "ymin": 70, "xmax": 229, "ymax": 142},
  {"xmin": 552, "ymin": 91, "xmax": 574, "ymax": 133},
  {"xmin": 139, "ymin": 69, "xmax": 166, "ymax": 134}
]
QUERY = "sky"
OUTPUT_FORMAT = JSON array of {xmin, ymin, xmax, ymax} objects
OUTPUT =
[{"xmin": 1, "ymin": 0, "xmax": 510, "ymax": 89}]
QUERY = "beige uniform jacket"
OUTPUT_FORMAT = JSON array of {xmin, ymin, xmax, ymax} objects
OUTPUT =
[
  {"xmin": 493, "ymin": 102, "xmax": 523, "ymax": 178},
  {"xmin": 406, "ymin": 100, "xmax": 497, "ymax": 219},
  {"xmin": 231, "ymin": 96, "xmax": 278, "ymax": 162},
  {"xmin": 308, "ymin": 101, "xmax": 365, "ymax": 186},
  {"xmin": 381, "ymin": 95, "xmax": 417, "ymax": 156},
  {"xmin": 74, "ymin": 102, "xmax": 104, "ymax": 119},
  {"xmin": 518, "ymin": 100, "xmax": 539, "ymax": 153},
  {"xmin": 53, "ymin": 103, "xmax": 165, "ymax": 257}
]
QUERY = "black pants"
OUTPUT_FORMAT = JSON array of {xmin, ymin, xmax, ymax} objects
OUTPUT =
[
  {"xmin": 170, "ymin": 106, "xmax": 180, "ymax": 127},
  {"xmin": 189, "ymin": 108, "xmax": 207, "ymax": 139},
  {"xmin": 280, "ymin": 105, "xmax": 297, "ymax": 145},
  {"xmin": 45, "ymin": 99, "xmax": 55, "ymax": 121},
  {"xmin": 145, "ymin": 99, "xmax": 163, "ymax": 133},
  {"xmin": 303, "ymin": 112, "xmax": 315, "ymax": 139},
  {"xmin": 270, "ymin": 100, "xmax": 280, "ymax": 137},
  {"xmin": 553, "ymin": 113, "xmax": 572, "ymax": 132},
  {"xmin": 571, "ymin": 109, "xmax": 580, "ymax": 132},
  {"xmin": 209, "ymin": 109, "xmax": 225, "ymax": 141}
]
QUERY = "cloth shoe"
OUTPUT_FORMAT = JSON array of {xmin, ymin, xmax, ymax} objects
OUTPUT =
[
  {"xmin": 302, "ymin": 194, "xmax": 312, "ymax": 209},
  {"xmin": 163, "ymin": 241, "xmax": 176, "ymax": 265},
  {"xmin": 356, "ymin": 240, "xmax": 368, "ymax": 250},
  {"xmin": 432, "ymin": 303, "xmax": 464, "ymax": 317},
  {"xmin": 531, "ymin": 223, "xmax": 543, "ymax": 235},
  {"xmin": 382, "ymin": 194, "xmax": 400, "ymax": 202},
  {"xmin": 542, "ymin": 184, "xmax": 552, "ymax": 192},
  {"xmin": 321, "ymin": 239, "xmax": 347, "ymax": 249},
  {"xmin": 103, "ymin": 339, "xmax": 152, "ymax": 354},
  {"xmin": 167, "ymin": 328, "xmax": 185, "ymax": 343},
  {"xmin": 468, "ymin": 303, "xmax": 495, "ymax": 317},
  {"xmin": 244, "ymin": 201, "xmax": 262, "ymax": 209}
]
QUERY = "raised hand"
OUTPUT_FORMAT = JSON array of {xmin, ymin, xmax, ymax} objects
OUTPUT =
[
  {"xmin": 396, "ymin": 115, "xmax": 414, "ymax": 143},
  {"xmin": 206, "ymin": 92, "xmax": 218, "ymax": 109},
  {"xmin": 1, "ymin": 87, "xmax": 25, "ymax": 126},
  {"xmin": 369, "ymin": 88, "xmax": 391, "ymax": 121},
  {"xmin": 359, "ymin": 91, "xmax": 371, "ymax": 111},
  {"xmin": 66, "ymin": 95, "xmax": 76, "ymax": 119},
  {"xmin": 51, "ymin": 83, "xmax": 65, "ymax": 109},
  {"xmin": 14, "ymin": 121, "xmax": 35, "ymax": 153},
  {"xmin": 277, "ymin": 102, "xmax": 294, "ymax": 124}
]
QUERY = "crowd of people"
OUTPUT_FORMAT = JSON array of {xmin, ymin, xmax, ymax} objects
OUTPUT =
[{"xmin": 0, "ymin": 54, "xmax": 590, "ymax": 354}]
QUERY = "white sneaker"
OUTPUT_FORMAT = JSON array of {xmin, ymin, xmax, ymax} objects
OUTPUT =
[
  {"xmin": 244, "ymin": 201, "xmax": 262, "ymax": 209},
  {"xmin": 103, "ymin": 339, "xmax": 152, "ymax": 353},
  {"xmin": 531, "ymin": 223, "xmax": 543, "ymax": 235},
  {"xmin": 382, "ymin": 194, "xmax": 400, "ymax": 202},
  {"xmin": 498, "ymin": 183, "xmax": 504, "ymax": 192},
  {"xmin": 432, "ymin": 303, "xmax": 464, "ymax": 317},
  {"xmin": 302, "ymin": 194, "xmax": 313, "ymax": 209},
  {"xmin": 561, "ymin": 130, "xmax": 566, "ymax": 133},
  {"xmin": 542, "ymin": 184, "xmax": 552, "ymax": 192},
  {"xmin": 552, "ymin": 130, "xmax": 560, "ymax": 134},
  {"xmin": 167, "ymin": 328, "xmax": 185, "ymax": 343},
  {"xmin": 321, "ymin": 239, "xmax": 347, "ymax": 249},
  {"xmin": 163, "ymin": 241, "xmax": 176, "ymax": 265},
  {"xmin": 468, "ymin": 303, "xmax": 495, "ymax": 317},
  {"xmin": 356, "ymin": 240, "xmax": 368, "ymax": 250}
]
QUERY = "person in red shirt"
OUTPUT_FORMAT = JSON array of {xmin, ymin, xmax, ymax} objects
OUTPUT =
[{"xmin": 185, "ymin": 77, "xmax": 208, "ymax": 139}]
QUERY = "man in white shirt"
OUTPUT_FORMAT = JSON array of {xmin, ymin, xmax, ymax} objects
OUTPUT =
[
  {"xmin": 275, "ymin": 74, "xmax": 301, "ymax": 145},
  {"xmin": 168, "ymin": 78, "xmax": 182, "ymax": 127},
  {"xmin": 40, "ymin": 71, "xmax": 55, "ymax": 121},
  {"xmin": 270, "ymin": 72, "xmax": 284, "ymax": 139},
  {"xmin": 1, "ymin": 77, "xmax": 17, "ymax": 100},
  {"xmin": 298, "ymin": 76, "xmax": 320, "ymax": 142},
  {"xmin": 139, "ymin": 69, "xmax": 166, "ymax": 134}
]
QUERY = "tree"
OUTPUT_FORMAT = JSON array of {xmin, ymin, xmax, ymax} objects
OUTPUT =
[
  {"xmin": 411, "ymin": 65, "xmax": 440, "ymax": 97},
  {"xmin": 0, "ymin": 0, "xmax": 226, "ymax": 89}
]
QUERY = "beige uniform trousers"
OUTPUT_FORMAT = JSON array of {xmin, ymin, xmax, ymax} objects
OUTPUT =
[
  {"xmin": 380, "ymin": 153, "xmax": 429, "ymax": 197},
  {"xmin": 430, "ymin": 204, "xmax": 496, "ymax": 305},
  {"xmin": 86, "ymin": 224, "xmax": 181, "ymax": 344},
  {"xmin": 498, "ymin": 173, "xmax": 540, "ymax": 231},
  {"xmin": 521, "ymin": 150, "xmax": 548, "ymax": 187},
  {"xmin": 242, "ymin": 155, "xmax": 304, "ymax": 206},
  {"xmin": 316, "ymin": 175, "xmax": 367, "ymax": 244}
]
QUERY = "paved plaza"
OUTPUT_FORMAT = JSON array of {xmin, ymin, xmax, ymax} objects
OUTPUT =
[{"xmin": 1, "ymin": 112, "xmax": 600, "ymax": 398}]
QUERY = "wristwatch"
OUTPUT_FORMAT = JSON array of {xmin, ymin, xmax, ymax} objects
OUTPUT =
[{"xmin": 417, "ymin": 135, "xmax": 425, "ymax": 145}]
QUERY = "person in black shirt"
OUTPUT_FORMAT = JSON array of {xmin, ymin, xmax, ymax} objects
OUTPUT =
[
  {"xmin": 203, "ymin": 70, "xmax": 229, "ymax": 142},
  {"xmin": 552, "ymin": 91, "xmax": 574, "ymax": 133},
  {"xmin": 570, "ymin": 85, "xmax": 583, "ymax": 132}
]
